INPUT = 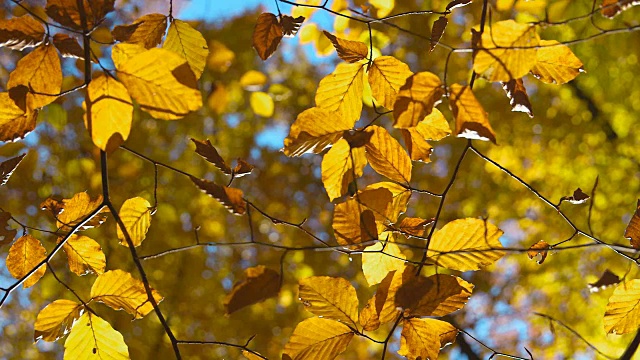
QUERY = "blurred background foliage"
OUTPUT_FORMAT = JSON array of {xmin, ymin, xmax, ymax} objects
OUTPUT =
[{"xmin": 0, "ymin": 0, "xmax": 639, "ymax": 359}]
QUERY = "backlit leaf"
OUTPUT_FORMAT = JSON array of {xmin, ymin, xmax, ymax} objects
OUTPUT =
[
  {"xmin": 0, "ymin": 211, "xmax": 17, "ymax": 246},
  {"xmin": 502, "ymin": 78, "xmax": 533, "ymax": 118},
  {"xmin": 368, "ymin": 56, "xmax": 412, "ymax": 110},
  {"xmin": 84, "ymin": 73, "xmax": 133, "ymax": 152},
  {"xmin": 90, "ymin": 269, "xmax": 163, "ymax": 319},
  {"xmin": 233, "ymin": 159, "xmax": 255, "ymax": 177},
  {"xmin": 430, "ymin": 16, "xmax": 448, "ymax": 52},
  {"xmin": 449, "ymin": 84, "xmax": 497, "ymax": 143},
  {"xmin": 250, "ymin": 91, "xmax": 275, "ymax": 117},
  {"xmin": 34, "ymin": 299, "xmax": 83, "ymax": 342},
  {"xmin": 7, "ymin": 43, "xmax": 62, "ymax": 109},
  {"xmin": 362, "ymin": 240, "xmax": 406, "ymax": 286},
  {"xmin": 396, "ymin": 274, "xmax": 473, "ymax": 317},
  {"xmin": 191, "ymin": 138, "xmax": 232, "ymax": 174},
  {"xmin": 252, "ymin": 13, "xmax": 283, "ymax": 61},
  {"xmin": 473, "ymin": 20, "xmax": 540, "ymax": 82},
  {"xmin": 370, "ymin": 0, "xmax": 395, "ymax": 17},
  {"xmin": 527, "ymin": 240, "xmax": 550, "ymax": 264},
  {"xmin": 364, "ymin": 182, "xmax": 411, "ymax": 223},
  {"xmin": 321, "ymin": 138, "xmax": 367, "ymax": 200},
  {"xmin": 604, "ymin": 280, "xmax": 640, "ymax": 334},
  {"xmin": 530, "ymin": 40, "xmax": 584, "ymax": 85},
  {"xmin": 283, "ymin": 317, "xmax": 354, "ymax": 360},
  {"xmin": 111, "ymin": 43, "xmax": 146, "ymax": 69},
  {"xmin": 283, "ymin": 107, "xmax": 352, "ymax": 157},
  {"xmin": 223, "ymin": 265, "xmax": 280, "ymax": 315},
  {"xmin": 0, "ymin": 109, "xmax": 36, "ymax": 142},
  {"xmin": 332, "ymin": 188, "xmax": 393, "ymax": 248},
  {"xmin": 45, "ymin": 0, "xmax": 115, "ymax": 31},
  {"xmin": 116, "ymin": 197, "xmax": 152, "ymax": 247},
  {"xmin": 6, "ymin": 234, "xmax": 46, "ymax": 288},
  {"xmin": 315, "ymin": 62, "xmax": 365, "ymax": 124},
  {"xmin": 323, "ymin": 30, "xmax": 368, "ymax": 63},
  {"xmin": 298, "ymin": 276, "xmax": 359, "ymax": 327},
  {"xmin": 398, "ymin": 318, "xmax": 458, "ymax": 360},
  {"xmin": 363, "ymin": 266, "xmax": 415, "ymax": 327},
  {"xmin": 393, "ymin": 71, "xmax": 444, "ymax": 128},
  {"xmin": 625, "ymin": 200, "xmax": 640, "ymax": 249},
  {"xmin": 64, "ymin": 312, "xmax": 129, "ymax": 360},
  {"xmin": 63, "ymin": 235, "xmax": 106, "ymax": 276},
  {"xmin": 52, "ymin": 33, "xmax": 83, "ymax": 58},
  {"xmin": 190, "ymin": 177, "xmax": 246, "ymax": 215},
  {"xmin": 393, "ymin": 217, "xmax": 433, "ymax": 237},
  {"xmin": 365, "ymin": 126, "xmax": 412, "ymax": 183},
  {"xmin": 163, "ymin": 19, "xmax": 209, "ymax": 79},
  {"xmin": 56, "ymin": 193, "xmax": 107, "ymax": 232},
  {"xmin": 112, "ymin": 13, "xmax": 167, "ymax": 49},
  {"xmin": 0, "ymin": 91, "xmax": 27, "ymax": 126},
  {"xmin": 0, "ymin": 153, "xmax": 26, "ymax": 186},
  {"xmin": 0, "ymin": 15, "xmax": 45, "ymax": 50}
]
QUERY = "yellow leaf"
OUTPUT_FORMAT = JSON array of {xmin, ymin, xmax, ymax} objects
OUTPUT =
[
  {"xmin": 207, "ymin": 40, "xmax": 235, "ymax": 72},
  {"xmin": 393, "ymin": 72, "xmax": 444, "ymax": 128},
  {"xmin": 111, "ymin": 43, "xmax": 146, "ymax": 69},
  {"xmin": 56, "ymin": 193, "xmax": 107, "ymax": 232},
  {"xmin": 64, "ymin": 312, "xmax": 129, "ymax": 360},
  {"xmin": 84, "ymin": 73, "xmax": 133, "ymax": 153},
  {"xmin": 45, "ymin": 0, "xmax": 114, "ymax": 31},
  {"xmin": 191, "ymin": 177, "xmax": 246, "ymax": 215},
  {"xmin": 358, "ymin": 300, "xmax": 381, "ymax": 331},
  {"xmin": 63, "ymin": 235, "xmax": 106, "ymax": 276},
  {"xmin": 0, "ymin": 108, "xmax": 36, "ymax": 142},
  {"xmin": 116, "ymin": 197, "xmax": 152, "ymax": 247},
  {"xmin": 365, "ymin": 125, "xmax": 412, "ymax": 183},
  {"xmin": 163, "ymin": 19, "xmax": 208, "ymax": 79},
  {"xmin": 0, "ymin": 15, "xmax": 45, "ymax": 50},
  {"xmin": 252, "ymin": 13, "xmax": 283, "ymax": 61},
  {"xmin": 396, "ymin": 274, "xmax": 473, "ymax": 317},
  {"xmin": 298, "ymin": 276, "xmax": 359, "ymax": 327},
  {"xmin": 6, "ymin": 234, "xmax": 46, "ymax": 288},
  {"xmin": 114, "ymin": 46, "xmax": 202, "ymax": 120},
  {"xmin": 398, "ymin": 318, "xmax": 458, "ymax": 360},
  {"xmin": 473, "ymin": 20, "xmax": 540, "ymax": 82},
  {"xmin": 401, "ymin": 109, "xmax": 451, "ymax": 162},
  {"xmin": 34, "ymin": 299, "xmax": 83, "ymax": 342},
  {"xmin": 242, "ymin": 350, "xmax": 265, "ymax": 360},
  {"xmin": 112, "ymin": 13, "xmax": 167, "ymax": 49},
  {"xmin": 449, "ymin": 84, "xmax": 496, "ymax": 144},
  {"xmin": 283, "ymin": 107, "xmax": 352, "ymax": 157},
  {"xmin": 364, "ymin": 182, "xmax": 411, "ymax": 223},
  {"xmin": 250, "ymin": 91, "xmax": 274, "ymax": 117},
  {"xmin": 0, "ymin": 92, "xmax": 26, "ymax": 125},
  {"xmin": 332, "ymin": 188, "xmax": 393, "ymax": 248},
  {"xmin": 362, "ymin": 239, "xmax": 406, "ymax": 286},
  {"xmin": 7, "ymin": 43, "xmax": 61, "ymax": 109},
  {"xmin": 604, "ymin": 280, "xmax": 640, "ymax": 334},
  {"xmin": 321, "ymin": 138, "xmax": 367, "ymax": 200},
  {"xmin": 530, "ymin": 40, "xmax": 584, "ymax": 85},
  {"xmin": 283, "ymin": 317, "xmax": 354, "ymax": 360},
  {"xmin": 315, "ymin": 62, "xmax": 365, "ymax": 124},
  {"xmin": 90, "ymin": 269, "xmax": 163, "ymax": 319},
  {"xmin": 427, "ymin": 218, "xmax": 505, "ymax": 271},
  {"xmin": 368, "ymin": 56, "xmax": 413, "ymax": 110},
  {"xmin": 322, "ymin": 30, "xmax": 369, "ymax": 63},
  {"xmin": 223, "ymin": 265, "xmax": 280, "ymax": 315},
  {"xmin": 361, "ymin": 266, "xmax": 415, "ymax": 330},
  {"xmin": 240, "ymin": 70, "xmax": 268, "ymax": 89}
]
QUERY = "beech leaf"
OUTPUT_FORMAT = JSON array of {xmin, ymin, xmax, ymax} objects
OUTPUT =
[
  {"xmin": 6, "ymin": 234, "xmax": 47, "ymax": 288},
  {"xmin": 112, "ymin": 13, "xmax": 167, "ymax": 49},
  {"xmin": 56, "ymin": 193, "xmax": 108, "ymax": 232},
  {"xmin": 323, "ymin": 30, "xmax": 368, "ymax": 63},
  {"xmin": 392, "ymin": 217, "xmax": 433, "ymax": 237},
  {"xmin": 398, "ymin": 318, "xmax": 458, "ymax": 360},
  {"xmin": 396, "ymin": 274, "xmax": 473, "ymax": 317},
  {"xmin": 365, "ymin": 125, "xmax": 412, "ymax": 183},
  {"xmin": 62, "ymin": 235, "xmax": 106, "ymax": 276},
  {"xmin": 625, "ymin": 200, "xmax": 640, "ymax": 249},
  {"xmin": 393, "ymin": 71, "xmax": 444, "ymax": 128},
  {"xmin": 250, "ymin": 91, "xmax": 275, "ymax": 117},
  {"xmin": 52, "ymin": 33, "xmax": 84, "ymax": 58},
  {"xmin": 190, "ymin": 177, "xmax": 246, "ymax": 215},
  {"xmin": 362, "ymin": 240, "xmax": 406, "ymax": 286},
  {"xmin": 283, "ymin": 107, "xmax": 352, "ymax": 157},
  {"xmin": 283, "ymin": 317, "xmax": 354, "ymax": 360},
  {"xmin": 298, "ymin": 276, "xmax": 359, "ymax": 327},
  {"xmin": 116, "ymin": 197, "xmax": 152, "ymax": 247},
  {"xmin": 7, "ymin": 43, "xmax": 62, "ymax": 110},
  {"xmin": 449, "ymin": 83, "xmax": 497, "ymax": 144},
  {"xmin": 45, "ymin": 0, "xmax": 115, "ymax": 31},
  {"xmin": 64, "ymin": 312, "xmax": 129, "ymax": 360},
  {"xmin": 191, "ymin": 138, "xmax": 232, "ymax": 174},
  {"xmin": 530, "ymin": 40, "xmax": 584, "ymax": 85},
  {"xmin": 321, "ymin": 138, "xmax": 367, "ymax": 201},
  {"xmin": 0, "ymin": 15, "xmax": 45, "ymax": 50},
  {"xmin": 252, "ymin": 13, "xmax": 283, "ymax": 61},
  {"xmin": 90, "ymin": 269, "xmax": 163, "ymax": 319},
  {"xmin": 430, "ymin": 16, "xmax": 448, "ymax": 52},
  {"xmin": 315, "ymin": 62, "xmax": 365, "ymax": 124},
  {"xmin": 0, "ymin": 153, "xmax": 26, "ymax": 186},
  {"xmin": 34, "ymin": 299, "xmax": 83, "ymax": 342},
  {"xmin": 332, "ymin": 188, "xmax": 393, "ymax": 248},
  {"xmin": 163, "ymin": 19, "xmax": 209, "ymax": 79},
  {"xmin": 223, "ymin": 265, "xmax": 280, "ymax": 315},
  {"xmin": 0, "ymin": 92, "xmax": 37, "ymax": 141},
  {"xmin": 604, "ymin": 280, "xmax": 640, "ymax": 334},
  {"xmin": 280, "ymin": 15, "xmax": 305, "ymax": 37},
  {"xmin": 368, "ymin": 56, "xmax": 413, "ymax": 110},
  {"xmin": 501, "ymin": 78, "xmax": 533, "ymax": 118}
]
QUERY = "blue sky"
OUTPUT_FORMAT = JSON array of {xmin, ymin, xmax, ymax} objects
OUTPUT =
[{"xmin": 179, "ymin": 0, "xmax": 270, "ymax": 20}]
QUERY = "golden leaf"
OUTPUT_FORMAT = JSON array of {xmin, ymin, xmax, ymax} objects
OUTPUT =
[
  {"xmin": 45, "ymin": 0, "xmax": 115, "ymax": 31},
  {"xmin": 0, "ymin": 92, "xmax": 27, "ymax": 125},
  {"xmin": 393, "ymin": 217, "xmax": 433, "ymax": 236},
  {"xmin": 368, "ymin": 56, "xmax": 413, "ymax": 110},
  {"xmin": 52, "ymin": 33, "xmax": 83, "ymax": 58},
  {"xmin": 396, "ymin": 274, "xmax": 473, "ymax": 317},
  {"xmin": 315, "ymin": 62, "xmax": 365, "ymax": 124},
  {"xmin": 6, "ymin": 234, "xmax": 46, "ymax": 288},
  {"xmin": 323, "ymin": 30, "xmax": 368, "ymax": 63},
  {"xmin": 398, "ymin": 318, "xmax": 458, "ymax": 360},
  {"xmin": 0, "ymin": 153, "xmax": 25, "ymax": 186},
  {"xmin": 114, "ymin": 46, "xmax": 202, "ymax": 120},
  {"xmin": 0, "ymin": 15, "xmax": 45, "ymax": 50},
  {"xmin": 116, "ymin": 197, "xmax": 152, "ymax": 247},
  {"xmin": 473, "ymin": 20, "xmax": 540, "ymax": 82},
  {"xmin": 163, "ymin": 19, "xmax": 208, "ymax": 79},
  {"xmin": 90, "ymin": 269, "xmax": 163, "ymax": 319},
  {"xmin": 207, "ymin": 82, "xmax": 228, "ymax": 114},
  {"xmin": 363, "ymin": 267, "xmax": 415, "ymax": 328},
  {"xmin": 321, "ymin": 138, "xmax": 367, "ymax": 201},
  {"xmin": 625, "ymin": 200, "xmax": 640, "ymax": 249},
  {"xmin": 7, "ymin": 43, "xmax": 62, "ymax": 110},
  {"xmin": 250, "ymin": 91, "xmax": 275, "ymax": 117},
  {"xmin": 283, "ymin": 107, "xmax": 352, "ymax": 157},
  {"xmin": 365, "ymin": 125, "xmax": 412, "ymax": 183},
  {"xmin": 358, "ymin": 300, "xmax": 381, "ymax": 331},
  {"xmin": 283, "ymin": 317, "xmax": 354, "ymax": 360},
  {"xmin": 252, "ymin": 13, "xmax": 283, "ymax": 61},
  {"xmin": 240, "ymin": 70, "xmax": 268, "ymax": 89},
  {"xmin": 34, "ymin": 299, "xmax": 83, "ymax": 342},
  {"xmin": 427, "ymin": 218, "xmax": 505, "ymax": 271},
  {"xmin": 0, "ymin": 108, "xmax": 36, "ymax": 142},
  {"xmin": 111, "ymin": 43, "xmax": 146, "ymax": 69},
  {"xmin": 63, "ymin": 235, "xmax": 106, "ymax": 276},
  {"xmin": 364, "ymin": 182, "xmax": 411, "ymax": 223},
  {"xmin": 298, "ymin": 276, "xmax": 359, "ymax": 327},
  {"xmin": 223, "ymin": 265, "xmax": 280, "ymax": 315},
  {"xmin": 332, "ymin": 188, "xmax": 393, "ymax": 248},
  {"xmin": 604, "ymin": 280, "xmax": 640, "ymax": 334},
  {"xmin": 393, "ymin": 71, "xmax": 444, "ymax": 128},
  {"xmin": 84, "ymin": 73, "xmax": 133, "ymax": 153},
  {"xmin": 242, "ymin": 350, "xmax": 265, "ymax": 360},
  {"xmin": 449, "ymin": 84, "xmax": 496, "ymax": 143},
  {"xmin": 530, "ymin": 40, "xmax": 584, "ymax": 85},
  {"xmin": 370, "ymin": 0, "xmax": 395, "ymax": 17},
  {"xmin": 56, "ymin": 193, "xmax": 107, "ymax": 232},
  {"xmin": 190, "ymin": 177, "xmax": 246, "ymax": 215},
  {"xmin": 112, "ymin": 13, "xmax": 167, "ymax": 49},
  {"xmin": 64, "ymin": 312, "xmax": 129, "ymax": 360},
  {"xmin": 502, "ymin": 78, "xmax": 533, "ymax": 117},
  {"xmin": 207, "ymin": 40, "xmax": 235, "ymax": 72},
  {"xmin": 362, "ymin": 240, "xmax": 406, "ymax": 286}
]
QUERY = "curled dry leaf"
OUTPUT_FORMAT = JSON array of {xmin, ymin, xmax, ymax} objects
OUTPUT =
[
  {"xmin": 449, "ymin": 84, "xmax": 497, "ymax": 144},
  {"xmin": 501, "ymin": 78, "xmax": 533, "ymax": 118},
  {"xmin": 0, "ymin": 15, "xmax": 45, "ymax": 50},
  {"xmin": 527, "ymin": 240, "xmax": 550, "ymax": 264},
  {"xmin": 0, "ymin": 153, "xmax": 26, "ymax": 186},
  {"xmin": 588, "ymin": 269, "xmax": 621, "ymax": 293},
  {"xmin": 252, "ymin": 13, "xmax": 283, "ymax": 61},
  {"xmin": 190, "ymin": 177, "xmax": 246, "ymax": 215},
  {"xmin": 191, "ymin": 138, "xmax": 232, "ymax": 174},
  {"xmin": 624, "ymin": 200, "xmax": 640, "ymax": 249},
  {"xmin": 430, "ymin": 16, "xmax": 448, "ymax": 52},
  {"xmin": 280, "ymin": 15, "xmax": 305, "ymax": 37},
  {"xmin": 323, "ymin": 30, "xmax": 368, "ymax": 63},
  {"xmin": 112, "ymin": 13, "xmax": 168, "ymax": 49},
  {"xmin": 0, "ymin": 211, "xmax": 17, "ymax": 246},
  {"xmin": 52, "ymin": 33, "xmax": 84, "ymax": 59},
  {"xmin": 560, "ymin": 188, "xmax": 590, "ymax": 205},
  {"xmin": 223, "ymin": 265, "xmax": 280, "ymax": 315}
]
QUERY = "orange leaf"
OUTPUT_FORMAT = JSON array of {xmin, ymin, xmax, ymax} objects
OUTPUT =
[
  {"xmin": 112, "ymin": 13, "xmax": 167, "ymax": 49},
  {"xmin": 625, "ymin": 200, "xmax": 640, "ymax": 249},
  {"xmin": 223, "ymin": 265, "xmax": 280, "ymax": 314},
  {"xmin": 449, "ymin": 84, "xmax": 496, "ymax": 144},
  {"xmin": 190, "ymin": 177, "xmax": 246, "ymax": 215},
  {"xmin": 323, "ymin": 30, "xmax": 368, "ymax": 63},
  {"xmin": 45, "ymin": 0, "xmax": 115, "ymax": 31}
]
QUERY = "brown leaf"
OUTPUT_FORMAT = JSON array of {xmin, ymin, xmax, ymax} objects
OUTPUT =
[
  {"xmin": 233, "ymin": 159, "xmax": 255, "ymax": 178},
  {"xmin": 396, "ymin": 274, "xmax": 473, "ymax": 317},
  {"xmin": 40, "ymin": 197, "xmax": 64, "ymax": 217},
  {"xmin": 190, "ymin": 177, "xmax": 246, "ymax": 215},
  {"xmin": 0, "ymin": 153, "xmax": 26, "ymax": 186},
  {"xmin": 446, "ymin": 0, "xmax": 472, "ymax": 11},
  {"xmin": 280, "ymin": 15, "xmax": 304, "ymax": 37},
  {"xmin": 560, "ymin": 188, "xmax": 590, "ymax": 205},
  {"xmin": 601, "ymin": 0, "xmax": 640, "ymax": 18},
  {"xmin": 0, "ymin": 15, "xmax": 45, "ymax": 50},
  {"xmin": 223, "ymin": 265, "xmax": 280, "ymax": 314},
  {"xmin": 625, "ymin": 200, "xmax": 640, "ymax": 249},
  {"xmin": 112, "ymin": 13, "xmax": 167, "ymax": 49},
  {"xmin": 52, "ymin": 33, "xmax": 84, "ymax": 58},
  {"xmin": 45, "ymin": 0, "xmax": 115, "ymax": 31},
  {"xmin": 449, "ymin": 84, "xmax": 496, "ymax": 143},
  {"xmin": 252, "ymin": 13, "xmax": 283, "ymax": 61},
  {"xmin": 588, "ymin": 269, "xmax": 621, "ymax": 293},
  {"xmin": 501, "ymin": 78, "xmax": 533, "ymax": 118},
  {"xmin": 527, "ymin": 240, "xmax": 550, "ymax": 264},
  {"xmin": 191, "ymin": 138, "xmax": 232, "ymax": 175},
  {"xmin": 0, "ymin": 211, "xmax": 17, "ymax": 246},
  {"xmin": 323, "ymin": 30, "xmax": 368, "ymax": 63},
  {"xmin": 393, "ymin": 217, "xmax": 433, "ymax": 237},
  {"xmin": 430, "ymin": 16, "xmax": 448, "ymax": 52}
]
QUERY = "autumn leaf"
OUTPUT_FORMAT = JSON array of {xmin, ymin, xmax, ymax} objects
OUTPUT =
[
  {"xmin": 52, "ymin": 33, "xmax": 84, "ymax": 58},
  {"xmin": 240, "ymin": 70, "xmax": 268, "ymax": 89},
  {"xmin": 280, "ymin": 15, "xmax": 305, "ymax": 37},
  {"xmin": 298, "ymin": 276, "xmax": 359, "ymax": 327},
  {"xmin": 190, "ymin": 177, "xmax": 246, "ymax": 215},
  {"xmin": 362, "ymin": 266, "xmax": 415, "ymax": 328},
  {"xmin": 112, "ymin": 13, "xmax": 167, "ymax": 49},
  {"xmin": 63, "ymin": 235, "xmax": 106, "ymax": 276},
  {"xmin": 323, "ymin": 30, "xmax": 368, "ymax": 63},
  {"xmin": 502, "ymin": 78, "xmax": 533, "ymax": 118},
  {"xmin": 56, "ymin": 193, "xmax": 107, "ymax": 232},
  {"xmin": 560, "ymin": 188, "xmax": 590, "ymax": 205},
  {"xmin": 362, "ymin": 240, "xmax": 406, "ymax": 286},
  {"xmin": 315, "ymin": 62, "xmax": 365, "ymax": 124},
  {"xmin": 365, "ymin": 126, "xmax": 412, "ymax": 183},
  {"xmin": 396, "ymin": 274, "xmax": 473, "ymax": 317},
  {"xmin": 233, "ymin": 159, "xmax": 255, "ymax": 178},
  {"xmin": 0, "ymin": 92, "xmax": 37, "ymax": 141},
  {"xmin": 84, "ymin": 73, "xmax": 133, "ymax": 152},
  {"xmin": 527, "ymin": 240, "xmax": 550, "ymax": 264},
  {"xmin": 34, "ymin": 299, "xmax": 83, "ymax": 342},
  {"xmin": 250, "ymin": 91, "xmax": 275, "ymax": 117},
  {"xmin": 589, "ymin": 270, "xmax": 621, "ymax": 293},
  {"xmin": 430, "ymin": 16, "xmax": 448, "ymax": 52},
  {"xmin": 604, "ymin": 279, "xmax": 640, "ymax": 334},
  {"xmin": 223, "ymin": 265, "xmax": 280, "ymax": 315},
  {"xmin": 191, "ymin": 138, "xmax": 232, "ymax": 174},
  {"xmin": 364, "ymin": 182, "xmax": 412, "ymax": 223},
  {"xmin": 321, "ymin": 138, "xmax": 367, "ymax": 200},
  {"xmin": 392, "ymin": 217, "xmax": 433, "ymax": 237},
  {"xmin": 164, "ymin": 19, "xmax": 209, "ymax": 79},
  {"xmin": 0, "ymin": 153, "xmax": 26, "ymax": 186},
  {"xmin": 0, "ymin": 211, "xmax": 17, "ymax": 246},
  {"xmin": 252, "ymin": 13, "xmax": 283, "ymax": 61},
  {"xmin": 473, "ymin": 20, "xmax": 540, "ymax": 82},
  {"xmin": 45, "ymin": 0, "xmax": 115, "ymax": 31},
  {"xmin": 427, "ymin": 218, "xmax": 505, "ymax": 271},
  {"xmin": 110, "ymin": 43, "xmax": 146, "ymax": 69},
  {"xmin": 601, "ymin": 0, "xmax": 640, "ymax": 18},
  {"xmin": 64, "ymin": 312, "xmax": 129, "ymax": 360},
  {"xmin": 242, "ymin": 350, "xmax": 265, "ymax": 360},
  {"xmin": 116, "ymin": 197, "xmax": 152, "ymax": 247},
  {"xmin": 0, "ymin": 15, "xmax": 45, "ymax": 50},
  {"xmin": 7, "ymin": 43, "xmax": 62, "ymax": 110},
  {"xmin": 368, "ymin": 56, "xmax": 413, "ymax": 110},
  {"xmin": 625, "ymin": 200, "xmax": 640, "ymax": 249},
  {"xmin": 449, "ymin": 84, "xmax": 497, "ymax": 143},
  {"xmin": 398, "ymin": 318, "xmax": 458, "ymax": 360},
  {"xmin": 393, "ymin": 71, "xmax": 444, "ymax": 128},
  {"xmin": 283, "ymin": 317, "xmax": 354, "ymax": 360},
  {"xmin": 6, "ymin": 234, "xmax": 47, "ymax": 288},
  {"xmin": 446, "ymin": 0, "xmax": 472, "ymax": 11},
  {"xmin": 283, "ymin": 107, "xmax": 352, "ymax": 157},
  {"xmin": 90, "ymin": 269, "xmax": 163, "ymax": 319},
  {"xmin": 332, "ymin": 188, "xmax": 393, "ymax": 248},
  {"xmin": 530, "ymin": 40, "xmax": 584, "ymax": 85}
]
